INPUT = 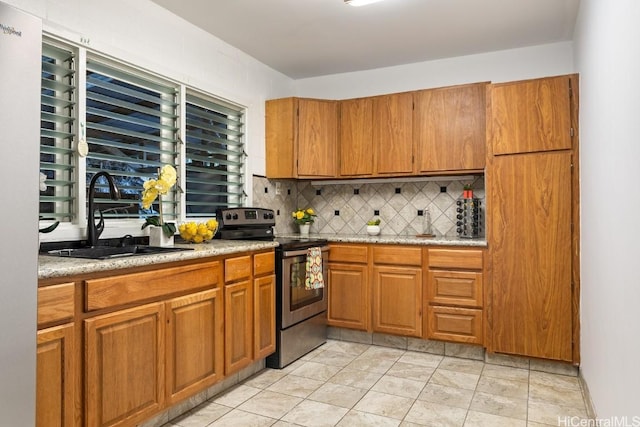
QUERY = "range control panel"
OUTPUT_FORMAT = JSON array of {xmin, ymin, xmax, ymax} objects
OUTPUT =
[{"xmin": 216, "ymin": 207, "xmax": 275, "ymax": 228}]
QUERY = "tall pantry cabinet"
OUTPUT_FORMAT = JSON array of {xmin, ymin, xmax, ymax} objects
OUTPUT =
[{"xmin": 487, "ymin": 74, "xmax": 580, "ymax": 363}]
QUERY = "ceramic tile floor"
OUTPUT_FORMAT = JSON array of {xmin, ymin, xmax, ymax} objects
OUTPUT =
[{"xmin": 163, "ymin": 340, "xmax": 589, "ymax": 427}]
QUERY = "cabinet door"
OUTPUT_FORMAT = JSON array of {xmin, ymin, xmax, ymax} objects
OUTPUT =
[
  {"xmin": 373, "ymin": 92, "xmax": 414, "ymax": 175},
  {"xmin": 224, "ymin": 280, "xmax": 253, "ymax": 374},
  {"xmin": 327, "ymin": 263, "xmax": 369, "ymax": 331},
  {"xmin": 254, "ymin": 275, "xmax": 276, "ymax": 359},
  {"xmin": 372, "ymin": 266, "xmax": 422, "ymax": 337},
  {"xmin": 415, "ymin": 83, "xmax": 486, "ymax": 172},
  {"xmin": 491, "ymin": 75, "xmax": 572, "ymax": 155},
  {"xmin": 297, "ymin": 99, "xmax": 338, "ymax": 177},
  {"xmin": 266, "ymin": 97, "xmax": 296, "ymax": 178},
  {"xmin": 490, "ymin": 151, "xmax": 573, "ymax": 361},
  {"xmin": 37, "ymin": 323, "xmax": 74, "ymax": 427},
  {"xmin": 85, "ymin": 303, "xmax": 164, "ymax": 427},
  {"xmin": 340, "ymin": 97, "xmax": 374, "ymax": 176},
  {"xmin": 166, "ymin": 288, "xmax": 224, "ymax": 404}
]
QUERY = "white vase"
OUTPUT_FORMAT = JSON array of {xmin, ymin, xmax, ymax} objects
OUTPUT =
[
  {"xmin": 149, "ymin": 226, "xmax": 174, "ymax": 247},
  {"xmin": 299, "ymin": 223, "xmax": 311, "ymax": 237},
  {"xmin": 366, "ymin": 225, "xmax": 381, "ymax": 236}
]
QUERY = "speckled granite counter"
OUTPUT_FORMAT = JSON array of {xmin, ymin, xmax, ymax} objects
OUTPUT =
[
  {"xmin": 38, "ymin": 240, "xmax": 279, "ymax": 280},
  {"xmin": 278, "ymin": 233, "xmax": 487, "ymax": 247}
]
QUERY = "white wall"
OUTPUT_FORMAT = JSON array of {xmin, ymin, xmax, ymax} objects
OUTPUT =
[
  {"xmin": 295, "ymin": 42, "xmax": 575, "ymax": 99},
  {"xmin": 3, "ymin": 0, "xmax": 295, "ymax": 192},
  {"xmin": 573, "ymin": 0, "xmax": 640, "ymax": 418}
]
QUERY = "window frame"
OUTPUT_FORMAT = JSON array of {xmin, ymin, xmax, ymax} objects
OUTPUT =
[{"xmin": 38, "ymin": 37, "xmax": 248, "ymax": 243}]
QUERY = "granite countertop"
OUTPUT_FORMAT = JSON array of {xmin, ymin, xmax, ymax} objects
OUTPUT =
[
  {"xmin": 38, "ymin": 240, "xmax": 279, "ymax": 280},
  {"xmin": 38, "ymin": 234, "xmax": 485, "ymax": 280},
  {"xmin": 279, "ymin": 233, "xmax": 487, "ymax": 247}
]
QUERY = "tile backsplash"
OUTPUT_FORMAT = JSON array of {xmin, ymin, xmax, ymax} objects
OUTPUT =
[{"xmin": 252, "ymin": 175, "xmax": 485, "ymax": 237}]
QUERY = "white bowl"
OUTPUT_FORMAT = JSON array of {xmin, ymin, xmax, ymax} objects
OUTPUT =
[{"xmin": 366, "ymin": 225, "xmax": 380, "ymax": 236}]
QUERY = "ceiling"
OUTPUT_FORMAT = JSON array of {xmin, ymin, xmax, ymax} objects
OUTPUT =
[{"xmin": 150, "ymin": 0, "xmax": 580, "ymax": 80}]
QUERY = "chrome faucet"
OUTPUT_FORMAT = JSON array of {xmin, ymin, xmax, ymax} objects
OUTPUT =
[{"xmin": 87, "ymin": 172, "xmax": 120, "ymax": 247}]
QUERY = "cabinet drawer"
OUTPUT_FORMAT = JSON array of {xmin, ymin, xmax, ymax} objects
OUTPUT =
[
  {"xmin": 85, "ymin": 261, "xmax": 221, "ymax": 311},
  {"xmin": 428, "ymin": 248, "xmax": 483, "ymax": 270},
  {"xmin": 254, "ymin": 251, "xmax": 275, "ymax": 276},
  {"xmin": 428, "ymin": 270, "xmax": 483, "ymax": 307},
  {"xmin": 38, "ymin": 282, "xmax": 75, "ymax": 327},
  {"xmin": 329, "ymin": 244, "xmax": 368, "ymax": 263},
  {"xmin": 427, "ymin": 306, "xmax": 483, "ymax": 344},
  {"xmin": 225, "ymin": 256, "xmax": 252, "ymax": 283},
  {"xmin": 372, "ymin": 245, "xmax": 421, "ymax": 266}
]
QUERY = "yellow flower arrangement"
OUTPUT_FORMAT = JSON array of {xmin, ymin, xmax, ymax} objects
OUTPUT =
[
  {"xmin": 179, "ymin": 219, "xmax": 218, "ymax": 243},
  {"xmin": 141, "ymin": 165, "xmax": 178, "ymax": 238},
  {"xmin": 292, "ymin": 208, "xmax": 316, "ymax": 225}
]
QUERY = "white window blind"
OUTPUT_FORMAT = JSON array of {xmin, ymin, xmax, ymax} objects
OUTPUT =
[
  {"xmin": 185, "ymin": 93, "xmax": 245, "ymax": 217},
  {"xmin": 40, "ymin": 42, "xmax": 76, "ymax": 221},
  {"xmin": 85, "ymin": 59, "xmax": 179, "ymax": 220}
]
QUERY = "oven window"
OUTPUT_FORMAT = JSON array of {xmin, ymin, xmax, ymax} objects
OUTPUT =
[{"xmin": 289, "ymin": 255, "xmax": 323, "ymax": 310}]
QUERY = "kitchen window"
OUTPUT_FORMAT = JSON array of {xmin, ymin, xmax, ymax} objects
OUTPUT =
[
  {"xmin": 38, "ymin": 39, "xmax": 247, "ymax": 236},
  {"xmin": 185, "ymin": 92, "xmax": 245, "ymax": 216},
  {"xmin": 85, "ymin": 59, "xmax": 179, "ymax": 221},
  {"xmin": 40, "ymin": 41, "xmax": 77, "ymax": 222}
]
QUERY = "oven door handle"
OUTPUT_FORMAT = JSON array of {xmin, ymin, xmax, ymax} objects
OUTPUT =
[{"xmin": 282, "ymin": 245, "xmax": 330, "ymax": 258}]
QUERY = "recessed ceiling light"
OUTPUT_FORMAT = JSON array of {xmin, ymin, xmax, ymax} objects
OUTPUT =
[{"xmin": 344, "ymin": 0, "xmax": 386, "ymax": 7}]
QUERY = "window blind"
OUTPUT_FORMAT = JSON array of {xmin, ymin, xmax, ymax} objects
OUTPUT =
[
  {"xmin": 185, "ymin": 93, "xmax": 245, "ymax": 217},
  {"xmin": 85, "ymin": 59, "xmax": 179, "ymax": 219},
  {"xmin": 40, "ymin": 42, "xmax": 76, "ymax": 221}
]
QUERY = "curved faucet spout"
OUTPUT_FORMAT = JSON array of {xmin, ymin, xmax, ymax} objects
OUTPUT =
[{"xmin": 87, "ymin": 172, "xmax": 120, "ymax": 247}]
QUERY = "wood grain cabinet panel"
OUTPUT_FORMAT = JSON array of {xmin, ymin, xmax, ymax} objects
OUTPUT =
[
  {"xmin": 414, "ymin": 82, "xmax": 487, "ymax": 172},
  {"xmin": 428, "ymin": 270, "xmax": 482, "ymax": 308},
  {"xmin": 372, "ymin": 245, "xmax": 422, "ymax": 266},
  {"xmin": 328, "ymin": 244, "xmax": 368, "ymax": 264},
  {"xmin": 224, "ymin": 280, "xmax": 253, "ymax": 375},
  {"xmin": 340, "ymin": 97, "xmax": 374, "ymax": 176},
  {"xmin": 327, "ymin": 263, "xmax": 369, "ymax": 331},
  {"xmin": 489, "ymin": 151, "xmax": 573, "ymax": 361},
  {"xmin": 373, "ymin": 92, "xmax": 414, "ymax": 175},
  {"xmin": 84, "ymin": 303, "xmax": 165, "ymax": 427},
  {"xmin": 165, "ymin": 289, "xmax": 224, "ymax": 405},
  {"xmin": 428, "ymin": 248, "xmax": 483, "ymax": 270},
  {"xmin": 38, "ymin": 282, "xmax": 74, "ymax": 327},
  {"xmin": 427, "ymin": 306, "xmax": 483, "ymax": 344},
  {"xmin": 85, "ymin": 262, "xmax": 221, "ymax": 311},
  {"xmin": 491, "ymin": 75, "xmax": 572, "ymax": 155},
  {"xmin": 37, "ymin": 323, "xmax": 75, "ymax": 427},
  {"xmin": 254, "ymin": 275, "xmax": 276, "ymax": 359},
  {"xmin": 253, "ymin": 251, "xmax": 275, "ymax": 277},
  {"xmin": 265, "ymin": 97, "xmax": 338, "ymax": 178},
  {"xmin": 372, "ymin": 266, "xmax": 422, "ymax": 337},
  {"xmin": 225, "ymin": 256, "xmax": 251, "ymax": 283}
]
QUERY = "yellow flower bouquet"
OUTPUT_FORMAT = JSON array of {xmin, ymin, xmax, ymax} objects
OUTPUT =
[
  {"xmin": 292, "ymin": 208, "xmax": 316, "ymax": 225},
  {"xmin": 140, "ymin": 165, "xmax": 177, "ymax": 238},
  {"xmin": 179, "ymin": 220, "xmax": 218, "ymax": 243}
]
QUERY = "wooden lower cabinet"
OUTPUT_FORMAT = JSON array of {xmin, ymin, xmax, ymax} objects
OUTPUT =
[
  {"xmin": 166, "ymin": 289, "xmax": 224, "ymax": 405},
  {"xmin": 224, "ymin": 280, "xmax": 253, "ymax": 374},
  {"xmin": 327, "ymin": 263, "xmax": 369, "ymax": 330},
  {"xmin": 84, "ymin": 303, "xmax": 165, "ymax": 427},
  {"xmin": 427, "ymin": 306, "xmax": 483, "ymax": 344},
  {"xmin": 254, "ymin": 274, "xmax": 276, "ymax": 359},
  {"xmin": 37, "ymin": 323, "xmax": 75, "ymax": 427},
  {"xmin": 372, "ymin": 265, "xmax": 422, "ymax": 337}
]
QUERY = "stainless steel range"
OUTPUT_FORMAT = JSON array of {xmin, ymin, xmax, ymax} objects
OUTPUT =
[{"xmin": 216, "ymin": 208, "xmax": 329, "ymax": 368}]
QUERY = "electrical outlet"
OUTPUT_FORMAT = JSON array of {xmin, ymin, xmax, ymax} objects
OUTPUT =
[{"xmin": 275, "ymin": 182, "xmax": 282, "ymax": 195}]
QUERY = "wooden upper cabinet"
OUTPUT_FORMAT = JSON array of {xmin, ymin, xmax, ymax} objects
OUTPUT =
[
  {"xmin": 373, "ymin": 92, "xmax": 414, "ymax": 175},
  {"xmin": 490, "ymin": 75, "xmax": 573, "ymax": 155},
  {"xmin": 414, "ymin": 83, "xmax": 487, "ymax": 172},
  {"xmin": 340, "ymin": 97, "xmax": 374, "ymax": 176},
  {"xmin": 265, "ymin": 97, "xmax": 338, "ymax": 178}
]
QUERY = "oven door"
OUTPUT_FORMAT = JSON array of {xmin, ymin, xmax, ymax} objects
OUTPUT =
[{"xmin": 280, "ymin": 245, "xmax": 329, "ymax": 329}]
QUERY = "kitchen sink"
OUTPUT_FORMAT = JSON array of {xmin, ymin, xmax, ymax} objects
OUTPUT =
[{"xmin": 44, "ymin": 245, "xmax": 193, "ymax": 260}]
